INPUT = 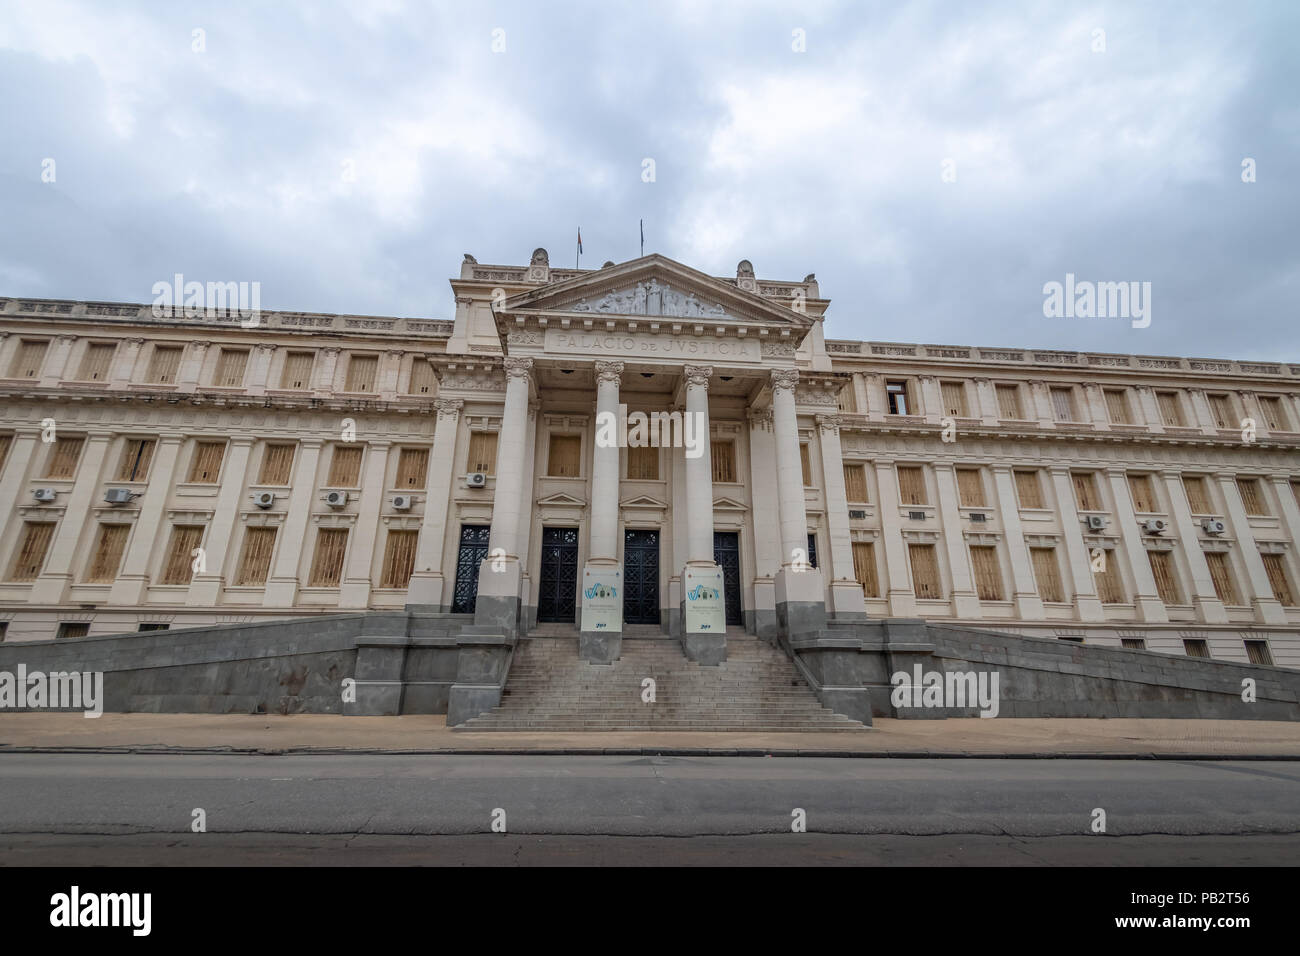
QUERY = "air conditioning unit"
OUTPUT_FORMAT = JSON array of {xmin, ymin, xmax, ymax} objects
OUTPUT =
[
  {"xmin": 969, "ymin": 512, "xmax": 988, "ymax": 523},
  {"xmin": 1085, "ymin": 515, "xmax": 1108, "ymax": 531},
  {"xmin": 32, "ymin": 488, "xmax": 57, "ymax": 503},
  {"xmin": 103, "ymin": 488, "xmax": 135, "ymax": 505},
  {"xmin": 392, "ymin": 494, "xmax": 413, "ymax": 511},
  {"xmin": 324, "ymin": 490, "xmax": 349, "ymax": 508},
  {"xmin": 1142, "ymin": 518, "xmax": 1168, "ymax": 535},
  {"xmin": 848, "ymin": 509, "xmax": 867, "ymax": 520},
  {"xmin": 252, "ymin": 491, "xmax": 276, "ymax": 509},
  {"xmin": 466, "ymin": 472, "xmax": 488, "ymax": 488},
  {"xmin": 1202, "ymin": 518, "xmax": 1227, "ymax": 536},
  {"xmin": 908, "ymin": 510, "xmax": 926, "ymax": 521}
]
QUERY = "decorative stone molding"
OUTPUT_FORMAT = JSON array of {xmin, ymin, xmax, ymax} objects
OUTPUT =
[
  {"xmin": 761, "ymin": 341, "xmax": 796, "ymax": 357},
  {"xmin": 748, "ymin": 407, "xmax": 774, "ymax": 428},
  {"xmin": 434, "ymin": 398, "xmax": 464, "ymax": 422},
  {"xmin": 815, "ymin": 414, "xmax": 842, "ymax": 434},
  {"xmin": 594, "ymin": 360, "xmax": 625, "ymax": 385},
  {"xmin": 683, "ymin": 365, "xmax": 713, "ymax": 388},
  {"xmin": 503, "ymin": 356, "xmax": 534, "ymax": 381},
  {"xmin": 770, "ymin": 369, "xmax": 799, "ymax": 393}
]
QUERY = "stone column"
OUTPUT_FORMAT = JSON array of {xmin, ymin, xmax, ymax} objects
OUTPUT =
[
  {"xmin": 406, "ymin": 400, "xmax": 462, "ymax": 609},
  {"xmin": 933, "ymin": 463, "xmax": 981, "ymax": 618},
  {"xmin": 863, "ymin": 372, "xmax": 887, "ymax": 422},
  {"xmin": 28, "ymin": 432, "xmax": 112, "ymax": 604},
  {"xmin": 0, "ymin": 430, "xmax": 41, "ymax": 552},
  {"xmin": 313, "ymin": 347, "xmax": 341, "ymax": 395},
  {"xmin": 39, "ymin": 334, "xmax": 78, "ymax": 387},
  {"xmin": 676, "ymin": 364, "xmax": 726, "ymax": 664},
  {"xmin": 339, "ymin": 440, "xmax": 391, "ymax": 608},
  {"xmin": 580, "ymin": 360, "xmax": 624, "ymax": 662},
  {"xmin": 474, "ymin": 357, "xmax": 532, "ymax": 633},
  {"xmin": 516, "ymin": 402, "xmax": 540, "ymax": 631},
  {"xmin": 262, "ymin": 439, "xmax": 324, "ymax": 607},
  {"xmin": 746, "ymin": 407, "xmax": 781, "ymax": 639},
  {"xmin": 1134, "ymin": 385, "xmax": 1166, "ymax": 433},
  {"xmin": 917, "ymin": 375, "xmax": 943, "ymax": 423},
  {"xmin": 1216, "ymin": 472, "xmax": 1287, "ymax": 624},
  {"xmin": 246, "ymin": 343, "xmax": 277, "ymax": 394},
  {"xmin": 990, "ymin": 466, "xmax": 1045, "ymax": 619},
  {"xmin": 874, "ymin": 459, "xmax": 916, "ymax": 616},
  {"xmin": 1081, "ymin": 383, "xmax": 1110, "ymax": 429},
  {"xmin": 1187, "ymin": 388, "xmax": 1218, "ymax": 435},
  {"xmin": 378, "ymin": 349, "xmax": 405, "ymax": 400},
  {"xmin": 1048, "ymin": 466, "xmax": 1105, "ymax": 621},
  {"xmin": 816, "ymin": 414, "xmax": 867, "ymax": 620},
  {"xmin": 1105, "ymin": 467, "xmax": 1169, "ymax": 622},
  {"xmin": 176, "ymin": 341, "xmax": 210, "ymax": 392},
  {"xmin": 1161, "ymin": 469, "xmax": 1228, "ymax": 624},
  {"xmin": 109, "ymin": 434, "xmax": 185, "ymax": 606},
  {"xmin": 973, "ymin": 377, "xmax": 999, "ymax": 425},
  {"xmin": 186, "ymin": 437, "xmax": 254, "ymax": 605},
  {"xmin": 109, "ymin": 338, "xmax": 146, "ymax": 387},
  {"xmin": 771, "ymin": 369, "xmax": 825, "ymax": 639}
]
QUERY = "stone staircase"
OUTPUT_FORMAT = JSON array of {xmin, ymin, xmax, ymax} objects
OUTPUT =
[{"xmin": 457, "ymin": 626, "xmax": 869, "ymax": 732}]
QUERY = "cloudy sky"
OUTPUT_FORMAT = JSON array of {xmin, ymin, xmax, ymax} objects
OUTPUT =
[{"xmin": 1, "ymin": 1, "xmax": 1296, "ymax": 359}]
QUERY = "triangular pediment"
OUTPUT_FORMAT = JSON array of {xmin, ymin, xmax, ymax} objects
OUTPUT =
[
  {"xmin": 501, "ymin": 254, "xmax": 811, "ymax": 329},
  {"xmin": 536, "ymin": 492, "xmax": 586, "ymax": 507},
  {"xmin": 712, "ymin": 495, "xmax": 748, "ymax": 512},
  {"xmin": 620, "ymin": 493, "xmax": 669, "ymax": 509}
]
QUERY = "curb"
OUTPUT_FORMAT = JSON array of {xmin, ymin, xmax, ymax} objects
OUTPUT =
[{"xmin": 0, "ymin": 745, "xmax": 1297, "ymax": 760}]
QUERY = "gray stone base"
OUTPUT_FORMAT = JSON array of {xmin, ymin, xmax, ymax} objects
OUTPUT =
[
  {"xmin": 447, "ymin": 683, "xmax": 504, "ymax": 726},
  {"xmin": 753, "ymin": 608, "xmax": 779, "ymax": 643},
  {"xmin": 682, "ymin": 632, "xmax": 727, "ymax": 666},
  {"xmin": 472, "ymin": 593, "xmax": 520, "ymax": 637},
  {"xmin": 579, "ymin": 629, "xmax": 622, "ymax": 663},
  {"xmin": 776, "ymin": 598, "xmax": 827, "ymax": 640}
]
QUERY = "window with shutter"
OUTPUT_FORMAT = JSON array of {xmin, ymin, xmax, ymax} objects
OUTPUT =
[
  {"xmin": 328, "ymin": 446, "xmax": 363, "ymax": 486},
  {"xmin": 1094, "ymin": 552, "xmax": 1126, "ymax": 604},
  {"xmin": 908, "ymin": 544, "xmax": 942, "ymax": 599},
  {"xmin": 1030, "ymin": 548, "xmax": 1064, "ymax": 602},
  {"xmin": 1236, "ymin": 478, "xmax": 1268, "ymax": 515},
  {"xmin": 1156, "ymin": 391, "xmax": 1184, "ymax": 426},
  {"xmin": 1122, "ymin": 638, "xmax": 1146, "ymax": 650},
  {"xmin": 1147, "ymin": 550, "xmax": 1181, "ymax": 605},
  {"xmin": 1128, "ymin": 474, "xmax": 1156, "ymax": 512},
  {"xmin": 9, "ymin": 523, "xmax": 55, "ymax": 581},
  {"xmin": 1204, "ymin": 552, "xmax": 1239, "ymax": 604},
  {"xmin": 408, "ymin": 359, "xmax": 436, "ymax": 395},
  {"xmin": 77, "ymin": 343, "xmax": 116, "ymax": 382},
  {"xmin": 116, "ymin": 439, "xmax": 155, "ymax": 481},
  {"xmin": 280, "ymin": 351, "xmax": 315, "ymax": 390},
  {"xmin": 886, "ymin": 381, "xmax": 909, "ymax": 415},
  {"xmin": 1258, "ymin": 396, "xmax": 1287, "ymax": 430},
  {"xmin": 259, "ymin": 444, "xmax": 295, "ymax": 485},
  {"xmin": 995, "ymin": 384, "xmax": 1022, "ymax": 419},
  {"xmin": 45, "ymin": 438, "xmax": 84, "ymax": 479},
  {"xmin": 1183, "ymin": 639, "xmax": 1211, "ymax": 659},
  {"xmin": 187, "ymin": 442, "xmax": 225, "ymax": 483},
  {"xmin": 87, "ymin": 525, "xmax": 131, "ymax": 582},
  {"xmin": 838, "ymin": 384, "xmax": 857, "ymax": 412},
  {"xmin": 1072, "ymin": 472, "xmax": 1101, "ymax": 511},
  {"xmin": 1292, "ymin": 480, "xmax": 1300, "ymax": 513},
  {"xmin": 712, "ymin": 440, "xmax": 737, "ymax": 483},
  {"xmin": 1014, "ymin": 470, "xmax": 1044, "ymax": 509},
  {"xmin": 1050, "ymin": 387, "xmax": 1076, "ymax": 422},
  {"xmin": 956, "ymin": 468, "xmax": 985, "ymax": 507},
  {"xmin": 547, "ymin": 435, "xmax": 582, "ymax": 477},
  {"xmin": 799, "ymin": 444, "xmax": 812, "ymax": 486},
  {"xmin": 843, "ymin": 463, "xmax": 868, "ymax": 502},
  {"xmin": 1262, "ymin": 553, "xmax": 1295, "ymax": 606},
  {"xmin": 380, "ymin": 530, "xmax": 419, "ymax": 588},
  {"xmin": 1183, "ymin": 476, "xmax": 1212, "ymax": 514},
  {"xmin": 308, "ymin": 528, "xmax": 349, "ymax": 586},
  {"xmin": 467, "ymin": 432, "xmax": 498, "ymax": 475},
  {"xmin": 213, "ymin": 348, "xmax": 249, "ymax": 387},
  {"xmin": 344, "ymin": 354, "xmax": 378, "ymax": 392},
  {"xmin": 969, "ymin": 546, "xmax": 1003, "ymax": 600},
  {"xmin": 234, "ymin": 527, "xmax": 278, "ymax": 586},
  {"xmin": 0, "ymin": 435, "xmax": 12, "ymax": 474},
  {"xmin": 146, "ymin": 345, "xmax": 183, "ymax": 384},
  {"xmin": 1104, "ymin": 389, "xmax": 1131, "ymax": 424},
  {"xmin": 940, "ymin": 381, "xmax": 967, "ymax": 417},
  {"xmin": 396, "ymin": 448, "xmax": 429, "ymax": 489},
  {"xmin": 1244, "ymin": 640, "xmax": 1273, "ymax": 665},
  {"xmin": 897, "ymin": 466, "xmax": 927, "ymax": 505},
  {"xmin": 8, "ymin": 340, "xmax": 48, "ymax": 379},
  {"xmin": 160, "ymin": 526, "xmax": 204, "ymax": 585},
  {"xmin": 852, "ymin": 542, "xmax": 879, "ymax": 597},
  {"xmin": 1208, "ymin": 394, "xmax": 1232, "ymax": 428},
  {"xmin": 627, "ymin": 444, "xmax": 659, "ymax": 480}
]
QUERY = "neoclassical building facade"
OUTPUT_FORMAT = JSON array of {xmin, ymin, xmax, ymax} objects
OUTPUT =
[{"xmin": 1, "ymin": 249, "xmax": 1298, "ymax": 671}]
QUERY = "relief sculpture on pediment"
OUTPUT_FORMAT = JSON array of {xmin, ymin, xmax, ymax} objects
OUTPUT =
[{"xmin": 571, "ymin": 278, "xmax": 730, "ymax": 318}]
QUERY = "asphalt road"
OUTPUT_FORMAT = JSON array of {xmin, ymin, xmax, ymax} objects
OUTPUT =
[{"xmin": 1, "ymin": 754, "xmax": 1297, "ymax": 864}]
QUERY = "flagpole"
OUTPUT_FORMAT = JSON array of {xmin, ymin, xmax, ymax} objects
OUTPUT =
[{"xmin": 640, "ymin": 219, "xmax": 644, "ymax": 257}]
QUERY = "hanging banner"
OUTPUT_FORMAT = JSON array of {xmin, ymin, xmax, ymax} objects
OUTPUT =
[
  {"xmin": 683, "ymin": 566, "xmax": 725, "ymax": 634},
  {"xmin": 580, "ymin": 566, "xmax": 623, "ymax": 634}
]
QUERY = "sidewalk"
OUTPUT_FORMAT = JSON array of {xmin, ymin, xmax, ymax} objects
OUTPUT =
[{"xmin": 2, "ymin": 713, "xmax": 1298, "ymax": 757}]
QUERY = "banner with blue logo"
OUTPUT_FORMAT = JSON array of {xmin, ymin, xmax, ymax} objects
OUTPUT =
[{"xmin": 683, "ymin": 566, "xmax": 725, "ymax": 634}]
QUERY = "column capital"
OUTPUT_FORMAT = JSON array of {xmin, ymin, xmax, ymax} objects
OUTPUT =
[
  {"xmin": 434, "ymin": 398, "xmax": 464, "ymax": 421},
  {"xmin": 56, "ymin": 333, "xmax": 78, "ymax": 344},
  {"xmin": 748, "ymin": 406, "xmax": 774, "ymax": 428},
  {"xmin": 683, "ymin": 365, "xmax": 713, "ymax": 388},
  {"xmin": 594, "ymin": 360, "xmax": 624, "ymax": 385},
  {"xmin": 815, "ymin": 413, "xmax": 841, "ymax": 434},
  {"xmin": 321, "ymin": 346, "xmax": 341, "ymax": 356},
  {"xmin": 385, "ymin": 349, "xmax": 406, "ymax": 358},
  {"xmin": 256, "ymin": 343, "xmax": 279, "ymax": 353},
  {"xmin": 770, "ymin": 369, "xmax": 799, "ymax": 393},
  {"xmin": 191, "ymin": 341, "xmax": 212, "ymax": 352},
  {"xmin": 503, "ymin": 356, "xmax": 534, "ymax": 382}
]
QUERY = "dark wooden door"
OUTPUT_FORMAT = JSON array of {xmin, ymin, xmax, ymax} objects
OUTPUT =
[
  {"xmin": 712, "ymin": 531, "xmax": 743, "ymax": 626},
  {"xmin": 451, "ymin": 525, "xmax": 491, "ymax": 614},
  {"xmin": 623, "ymin": 529, "xmax": 660, "ymax": 625},
  {"xmin": 538, "ymin": 527, "xmax": 579, "ymax": 623}
]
